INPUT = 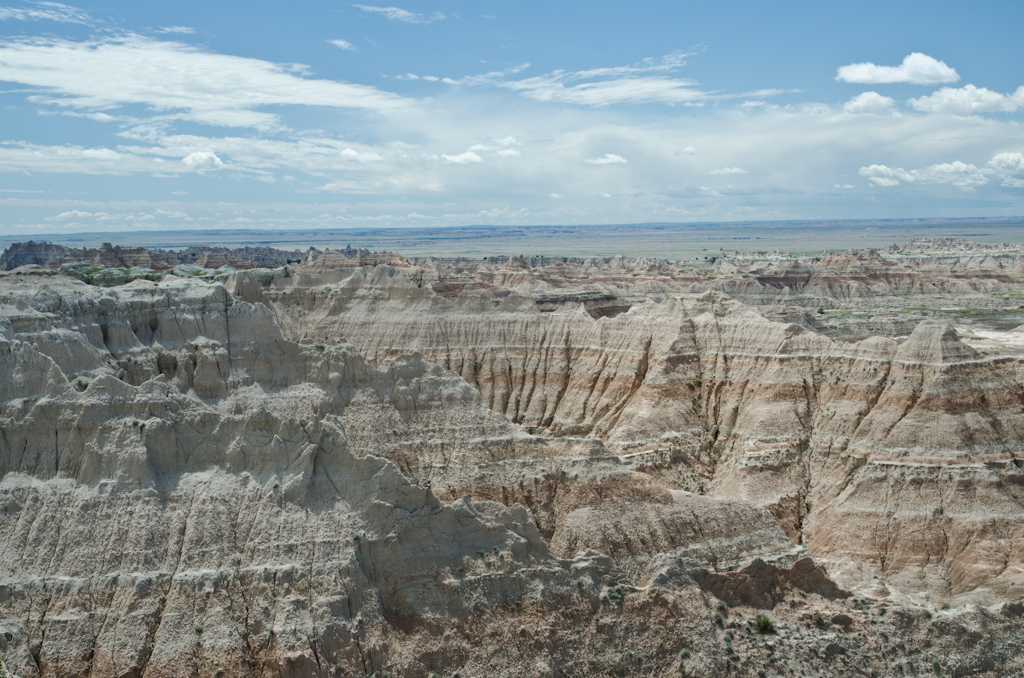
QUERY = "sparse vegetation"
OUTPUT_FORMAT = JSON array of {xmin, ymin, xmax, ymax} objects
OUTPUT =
[{"xmin": 755, "ymin": 614, "xmax": 776, "ymax": 634}]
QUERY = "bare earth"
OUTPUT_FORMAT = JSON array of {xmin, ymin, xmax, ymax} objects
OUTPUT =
[{"xmin": 2, "ymin": 235, "xmax": 1024, "ymax": 677}]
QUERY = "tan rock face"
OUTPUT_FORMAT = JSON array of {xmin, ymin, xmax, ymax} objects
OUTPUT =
[
  {"xmin": 1, "ymin": 254, "xmax": 1024, "ymax": 677},
  {"xmin": 268, "ymin": 266, "xmax": 1024, "ymax": 600},
  {"xmin": 0, "ymin": 270, "xmax": 842, "ymax": 678}
]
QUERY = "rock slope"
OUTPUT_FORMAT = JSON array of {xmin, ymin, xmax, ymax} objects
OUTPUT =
[
  {"xmin": 0, "ymin": 248, "xmax": 1023, "ymax": 677},
  {"xmin": 269, "ymin": 265, "xmax": 1024, "ymax": 601},
  {"xmin": 0, "ymin": 268, "xmax": 850, "ymax": 678}
]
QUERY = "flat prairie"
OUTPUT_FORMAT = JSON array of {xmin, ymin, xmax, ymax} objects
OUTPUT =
[{"xmin": 6, "ymin": 217, "xmax": 1024, "ymax": 258}]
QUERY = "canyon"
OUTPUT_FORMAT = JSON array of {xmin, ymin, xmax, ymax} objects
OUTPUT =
[{"xmin": 1, "ymin": 241, "xmax": 1023, "ymax": 677}]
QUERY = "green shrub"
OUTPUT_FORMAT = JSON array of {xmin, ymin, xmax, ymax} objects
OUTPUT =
[
  {"xmin": 755, "ymin": 614, "xmax": 776, "ymax": 634},
  {"xmin": 679, "ymin": 648, "xmax": 691, "ymax": 659}
]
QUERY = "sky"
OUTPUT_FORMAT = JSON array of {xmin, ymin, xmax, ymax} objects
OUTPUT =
[{"xmin": 0, "ymin": 0, "xmax": 1023, "ymax": 235}]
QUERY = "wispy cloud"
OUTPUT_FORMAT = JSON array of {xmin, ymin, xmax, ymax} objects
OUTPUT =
[
  {"xmin": 0, "ymin": 34, "xmax": 409, "ymax": 130},
  {"xmin": 442, "ymin": 53, "xmax": 793, "ymax": 107},
  {"xmin": 154, "ymin": 26, "xmax": 195, "ymax": 34},
  {"xmin": 836, "ymin": 53, "xmax": 959, "ymax": 85},
  {"xmin": 709, "ymin": 167, "xmax": 747, "ymax": 175},
  {"xmin": 467, "ymin": 135, "xmax": 520, "ymax": 155},
  {"xmin": 352, "ymin": 5, "xmax": 444, "ymax": 24},
  {"xmin": 442, "ymin": 151, "xmax": 483, "ymax": 164},
  {"xmin": 584, "ymin": 153, "xmax": 627, "ymax": 165},
  {"xmin": 328, "ymin": 39, "xmax": 357, "ymax": 51},
  {"xmin": 908, "ymin": 84, "xmax": 1024, "ymax": 115},
  {"xmin": 676, "ymin": 146, "xmax": 698, "ymax": 155},
  {"xmin": 0, "ymin": 1, "xmax": 91, "ymax": 24}
]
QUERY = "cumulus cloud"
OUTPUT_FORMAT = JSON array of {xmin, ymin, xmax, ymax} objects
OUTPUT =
[
  {"xmin": 989, "ymin": 152, "xmax": 1024, "ymax": 187},
  {"xmin": 584, "ymin": 153, "xmax": 628, "ymax": 165},
  {"xmin": 677, "ymin": 146, "xmax": 698, "ymax": 155},
  {"xmin": 836, "ymin": 53, "xmax": 959, "ymax": 85},
  {"xmin": 441, "ymin": 151, "xmax": 483, "ymax": 164},
  {"xmin": 550, "ymin": 193, "xmax": 562, "ymax": 198},
  {"xmin": 328, "ymin": 39, "xmax": 357, "ymax": 51},
  {"xmin": 352, "ymin": 5, "xmax": 444, "ymax": 24},
  {"xmin": 908, "ymin": 85, "xmax": 1024, "ymax": 115},
  {"xmin": 843, "ymin": 91, "xmax": 896, "ymax": 114},
  {"xmin": 182, "ymin": 150, "xmax": 224, "ymax": 170},
  {"xmin": 44, "ymin": 209, "xmax": 93, "ymax": 220},
  {"xmin": 0, "ymin": 34, "xmax": 408, "ymax": 131},
  {"xmin": 859, "ymin": 160, "xmax": 989, "ymax": 187},
  {"xmin": 709, "ymin": 167, "xmax": 747, "ymax": 175},
  {"xmin": 0, "ymin": 2, "xmax": 91, "ymax": 24}
]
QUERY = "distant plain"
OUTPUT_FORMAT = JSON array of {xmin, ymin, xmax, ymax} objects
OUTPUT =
[{"xmin": 4, "ymin": 218, "xmax": 1024, "ymax": 259}]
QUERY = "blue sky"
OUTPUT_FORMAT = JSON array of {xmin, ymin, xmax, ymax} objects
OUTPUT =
[{"xmin": 1, "ymin": 0, "xmax": 1023, "ymax": 234}]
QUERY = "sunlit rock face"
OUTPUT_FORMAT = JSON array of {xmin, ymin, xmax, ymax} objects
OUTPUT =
[{"xmin": 1, "ymin": 249, "xmax": 1023, "ymax": 677}]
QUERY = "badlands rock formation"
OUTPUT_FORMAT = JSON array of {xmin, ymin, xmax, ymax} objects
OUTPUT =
[{"xmin": 1, "ymin": 241, "xmax": 1024, "ymax": 677}]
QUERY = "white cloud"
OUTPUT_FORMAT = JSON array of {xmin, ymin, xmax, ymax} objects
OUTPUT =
[
  {"xmin": 182, "ymin": 151, "xmax": 224, "ymax": 170},
  {"xmin": 340, "ymin": 148, "xmax": 383, "ymax": 162},
  {"xmin": 445, "ymin": 53, "xmax": 792, "ymax": 107},
  {"xmin": 843, "ymin": 91, "xmax": 896, "ymax": 114},
  {"xmin": 155, "ymin": 26, "xmax": 196, "ymax": 34},
  {"xmin": 352, "ymin": 5, "xmax": 444, "ymax": 24},
  {"xmin": 859, "ymin": 160, "xmax": 989, "ymax": 187},
  {"xmin": 468, "ymin": 136, "xmax": 522, "ymax": 156},
  {"xmin": 0, "ymin": 2, "xmax": 91, "ymax": 24},
  {"xmin": 0, "ymin": 34, "xmax": 408, "ymax": 131},
  {"xmin": 989, "ymin": 152, "xmax": 1024, "ymax": 187},
  {"xmin": 328, "ymin": 39, "xmax": 357, "ymax": 51},
  {"xmin": 836, "ymin": 53, "xmax": 959, "ymax": 85},
  {"xmin": 677, "ymin": 146, "xmax": 698, "ymax": 155},
  {"xmin": 442, "ymin": 151, "xmax": 483, "ymax": 164},
  {"xmin": 908, "ymin": 85, "xmax": 1024, "ymax": 115},
  {"xmin": 709, "ymin": 167, "xmax": 747, "ymax": 175},
  {"xmin": 550, "ymin": 193, "xmax": 562, "ymax": 198},
  {"xmin": 44, "ymin": 209, "xmax": 93, "ymax": 220},
  {"xmin": 155, "ymin": 209, "xmax": 190, "ymax": 218},
  {"xmin": 584, "ymin": 153, "xmax": 628, "ymax": 165},
  {"xmin": 600, "ymin": 192, "xmax": 612, "ymax": 197}
]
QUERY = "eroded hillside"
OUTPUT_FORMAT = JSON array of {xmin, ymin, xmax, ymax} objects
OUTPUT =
[{"xmin": 1, "ymin": 242, "xmax": 1024, "ymax": 678}]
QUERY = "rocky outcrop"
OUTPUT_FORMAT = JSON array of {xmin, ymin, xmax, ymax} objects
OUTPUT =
[
  {"xmin": 0, "ymin": 269, "xmax": 859, "ymax": 678},
  {"xmin": 0, "ymin": 243, "xmax": 314, "ymax": 272},
  {"xmin": 265, "ymin": 266, "xmax": 1024, "ymax": 601},
  {"xmin": 2, "ymin": 247, "xmax": 1024, "ymax": 676}
]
